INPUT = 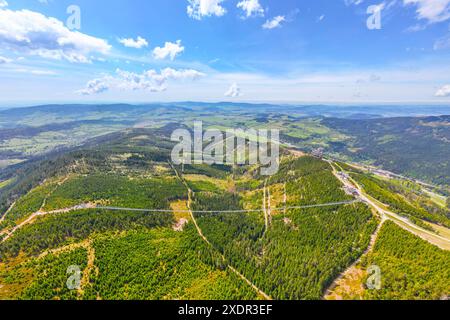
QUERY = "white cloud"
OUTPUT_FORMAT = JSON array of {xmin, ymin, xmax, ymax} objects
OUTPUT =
[
  {"xmin": 262, "ymin": 16, "xmax": 285, "ymax": 29},
  {"xmin": 403, "ymin": 0, "xmax": 450, "ymax": 23},
  {"xmin": 344, "ymin": 0, "xmax": 364, "ymax": 5},
  {"xmin": 435, "ymin": 84, "xmax": 450, "ymax": 97},
  {"xmin": 0, "ymin": 55, "xmax": 12, "ymax": 64},
  {"xmin": 29, "ymin": 69, "xmax": 56, "ymax": 75},
  {"xmin": 187, "ymin": 0, "xmax": 226, "ymax": 20},
  {"xmin": 0, "ymin": 1, "xmax": 8, "ymax": 8},
  {"xmin": 118, "ymin": 36, "xmax": 148, "ymax": 49},
  {"xmin": 224, "ymin": 83, "xmax": 242, "ymax": 97},
  {"xmin": 11, "ymin": 68, "xmax": 57, "ymax": 75},
  {"xmin": 78, "ymin": 78, "xmax": 111, "ymax": 95},
  {"xmin": 317, "ymin": 14, "xmax": 325, "ymax": 22},
  {"xmin": 356, "ymin": 74, "xmax": 381, "ymax": 84},
  {"xmin": 0, "ymin": 8, "xmax": 111, "ymax": 63},
  {"xmin": 6, "ymin": 61, "xmax": 450, "ymax": 102},
  {"xmin": 153, "ymin": 40, "xmax": 185, "ymax": 60},
  {"xmin": 405, "ymin": 23, "xmax": 427, "ymax": 32},
  {"xmin": 237, "ymin": 0, "xmax": 264, "ymax": 18},
  {"xmin": 160, "ymin": 68, "xmax": 205, "ymax": 80},
  {"xmin": 78, "ymin": 68, "xmax": 205, "ymax": 95},
  {"xmin": 434, "ymin": 34, "xmax": 450, "ymax": 49},
  {"xmin": 369, "ymin": 74, "xmax": 382, "ymax": 82}
]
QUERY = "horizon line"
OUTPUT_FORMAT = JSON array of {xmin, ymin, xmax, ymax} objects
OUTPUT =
[{"xmin": 2, "ymin": 100, "xmax": 450, "ymax": 109}]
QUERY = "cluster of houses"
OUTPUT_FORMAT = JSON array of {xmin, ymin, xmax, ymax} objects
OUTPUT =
[
  {"xmin": 343, "ymin": 186, "xmax": 360, "ymax": 197},
  {"xmin": 311, "ymin": 148, "xmax": 325, "ymax": 159},
  {"xmin": 337, "ymin": 172, "xmax": 360, "ymax": 197}
]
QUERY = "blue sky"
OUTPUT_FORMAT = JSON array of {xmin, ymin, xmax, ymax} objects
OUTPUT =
[{"xmin": 1, "ymin": 0, "xmax": 450, "ymax": 104}]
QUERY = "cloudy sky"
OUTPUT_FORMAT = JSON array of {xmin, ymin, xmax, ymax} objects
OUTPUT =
[{"xmin": 1, "ymin": 0, "xmax": 450, "ymax": 104}]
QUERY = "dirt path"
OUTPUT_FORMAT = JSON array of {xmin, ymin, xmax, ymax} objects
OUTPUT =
[
  {"xmin": 1, "ymin": 175, "xmax": 73, "ymax": 240},
  {"xmin": 1, "ymin": 203, "xmax": 96, "ymax": 243},
  {"xmin": 228, "ymin": 266, "xmax": 272, "ymax": 300},
  {"xmin": 78, "ymin": 240, "xmax": 96, "ymax": 298},
  {"xmin": 169, "ymin": 161, "xmax": 210, "ymax": 245},
  {"xmin": 187, "ymin": 188, "xmax": 212, "ymax": 246},
  {"xmin": 38, "ymin": 241, "xmax": 90, "ymax": 259},
  {"xmin": 262, "ymin": 180, "xmax": 269, "ymax": 235},
  {"xmin": 0, "ymin": 202, "xmax": 16, "ymax": 226},
  {"xmin": 40, "ymin": 175, "xmax": 72, "ymax": 211},
  {"xmin": 1, "ymin": 213, "xmax": 39, "ymax": 243},
  {"xmin": 37, "ymin": 239, "xmax": 96, "ymax": 299},
  {"xmin": 323, "ymin": 217, "xmax": 386, "ymax": 299}
]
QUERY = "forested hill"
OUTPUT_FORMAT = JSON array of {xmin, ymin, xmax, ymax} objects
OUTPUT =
[
  {"xmin": 323, "ymin": 115, "xmax": 450, "ymax": 186},
  {"xmin": 0, "ymin": 121, "xmax": 449, "ymax": 300},
  {"xmin": 0, "ymin": 127, "xmax": 177, "ymax": 220},
  {"xmin": 1, "ymin": 102, "xmax": 450, "ymax": 187}
]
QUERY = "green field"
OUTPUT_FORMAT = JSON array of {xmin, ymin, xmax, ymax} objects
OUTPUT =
[{"xmin": 0, "ymin": 178, "xmax": 15, "ymax": 189}]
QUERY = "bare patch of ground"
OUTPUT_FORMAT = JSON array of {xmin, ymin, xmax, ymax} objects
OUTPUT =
[{"xmin": 325, "ymin": 266, "xmax": 366, "ymax": 300}]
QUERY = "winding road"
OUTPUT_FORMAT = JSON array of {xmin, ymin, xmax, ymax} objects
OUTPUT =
[{"xmin": 328, "ymin": 161, "xmax": 450, "ymax": 251}]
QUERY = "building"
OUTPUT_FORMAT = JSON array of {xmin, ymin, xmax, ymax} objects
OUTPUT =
[
  {"xmin": 344, "ymin": 186, "xmax": 359, "ymax": 197},
  {"xmin": 311, "ymin": 148, "xmax": 324, "ymax": 159}
]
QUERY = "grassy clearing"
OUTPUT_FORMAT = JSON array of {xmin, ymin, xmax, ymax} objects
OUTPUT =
[
  {"xmin": 423, "ymin": 189, "xmax": 447, "ymax": 208},
  {"xmin": 424, "ymin": 221, "xmax": 450, "ymax": 239},
  {"xmin": 170, "ymin": 200, "xmax": 190, "ymax": 221},
  {"xmin": 0, "ymin": 253, "xmax": 34, "ymax": 299},
  {"xmin": 184, "ymin": 174, "xmax": 227, "ymax": 193},
  {"xmin": 0, "ymin": 178, "xmax": 15, "ymax": 190},
  {"xmin": 0, "ymin": 159, "xmax": 25, "ymax": 169},
  {"xmin": 325, "ymin": 265, "xmax": 366, "ymax": 300}
]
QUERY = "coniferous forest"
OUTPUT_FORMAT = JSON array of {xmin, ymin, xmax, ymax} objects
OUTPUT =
[{"xmin": 0, "ymin": 128, "xmax": 448, "ymax": 301}]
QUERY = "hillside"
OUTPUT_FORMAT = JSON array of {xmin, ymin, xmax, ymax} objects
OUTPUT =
[
  {"xmin": 323, "ymin": 116, "xmax": 450, "ymax": 185},
  {"xmin": 0, "ymin": 127, "xmax": 449, "ymax": 300},
  {"xmin": 1, "ymin": 104, "xmax": 449, "ymax": 187}
]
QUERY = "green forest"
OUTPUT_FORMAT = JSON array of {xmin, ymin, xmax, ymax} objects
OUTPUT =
[
  {"xmin": 0, "ymin": 209, "xmax": 174, "ymax": 261},
  {"xmin": 43, "ymin": 174, "xmax": 187, "ymax": 211},
  {"xmin": 84, "ymin": 227, "xmax": 258, "ymax": 300},
  {"xmin": 351, "ymin": 173, "xmax": 450, "ymax": 228},
  {"xmin": 0, "ymin": 127, "xmax": 449, "ymax": 301},
  {"xmin": 191, "ymin": 156, "xmax": 378, "ymax": 300},
  {"xmin": 364, "ymin": 221, "xmax": 450, "ymax": 300}
]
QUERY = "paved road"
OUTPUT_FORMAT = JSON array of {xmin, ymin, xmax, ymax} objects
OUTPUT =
[{"xmin": 329, "ymin": 161, "xmax": 450, "ymax": 250}]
